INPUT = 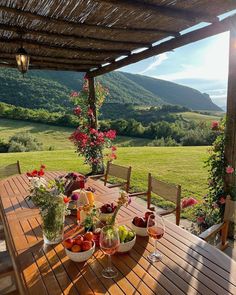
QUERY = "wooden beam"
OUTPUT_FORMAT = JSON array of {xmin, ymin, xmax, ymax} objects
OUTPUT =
[
  {"xmin": 0, "ymin": 56, "xmax": 96, "ymax": 69},
  {"xmin": 0, "ymin": 53, "xmax": 102, "ymax": 65},
  {"xmin": 88, "ymin": 14, "xmax": 236, "ymax": 77},
  {"xmin": 0, "ymin": 23, "xmax": 152, "ymax": 49},
  {"xmin": 0, "ymin": 6, "xmax": 179, "ymax": 38},
  {"xmin": 0, "ymin": 62, "xmax": 87, "ymax": 72},
  {"xmin": 224, "ymin": 26, "xmax": 236, "ymax": 193},
  {"xmin": 0, "ymin": 52, "xmax": 105, "ymax": 64},
  {"xmin": 98, "ymin": 0, "xmax": 218, "ymax": 23},
  {"xmin": 0, "ymin": 37, "xmax": 130, "ymax": 56}
]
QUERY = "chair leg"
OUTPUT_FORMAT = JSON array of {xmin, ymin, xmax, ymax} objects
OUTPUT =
[
  {"xmin": 176, "ymin": 207, "xmax": 180, "ymax": 226},
  {"xmin": 220, "ymin": 222, "xmax": 229, "ymax": 250}
]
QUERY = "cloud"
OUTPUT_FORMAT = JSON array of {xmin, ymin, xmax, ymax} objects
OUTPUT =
[{"xmin": 139, "ymin": 53, "xmax": 169, "ymax": 74}]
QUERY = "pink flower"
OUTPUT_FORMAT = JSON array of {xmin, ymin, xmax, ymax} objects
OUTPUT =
[
  {"xmin": 211, "ymin": 121, "xmax": 219, "ymax": 130},
  {"xmin": 74, "ymin": 106, "xmax": 82, "ymax": 116},
  {"xmin": 219, "ymin": 197, "xmax": 226, "ymax": 205},
  {"xmin": 70, "ymin": 91, "xmax": 78, "ymax": 97},
  {"xmin": 197, "ymin": 216, "xmax": 205, "ymax": 224},
  {"xmin": 87, "ymin": 108, "xmax": 94, "ymax": 117},
  {"xmin": 181, "ymin": 197, "xmax": 198, "ymax": 209},
  {"xmin": 71, "ymin": 193, "xmax": 79, "ymax": 201},
  {"xmin": 111, "ymin": 146, "xmax": 117, "ymax": 151},
  {"xmin": 226, "ymin": 165, "xmax": 234, "ymax": 174}
]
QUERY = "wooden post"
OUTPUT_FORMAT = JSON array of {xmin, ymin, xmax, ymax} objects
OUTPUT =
[
  {"xmin": 87, "ymin": 75, "xmax": 97, "ymax": 129},
  {"xmin": 224, "ymin": 26, "xmax": 236, "ymax": 237}
]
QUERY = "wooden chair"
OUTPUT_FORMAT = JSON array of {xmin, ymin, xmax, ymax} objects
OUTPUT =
[
  {"xmin": 130, "ymin": 173, "xmax": 182, "ymax": 225},
  {"xmin": 199, "ymin": 195, "xmax": 236, "ymax": 250},
  {"xmin": 91, "ymin": 162, "xmax": 132, "ymax": 192},
  {"xmin": 0, "ymin": 161, "xmax": 21, "ymax": 179}
]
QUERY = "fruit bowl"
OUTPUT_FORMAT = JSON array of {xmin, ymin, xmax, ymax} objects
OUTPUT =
[
  {"xmin": 65, "ymin": 241, "xmax": 95, "ymax": 262},
  {"xmin": 131, "ymin": 222, "xmax": 148, "ymax": 236},
  {"xmin": 118, "ymin": 235, "xmax": 136, "ymax": 253}
]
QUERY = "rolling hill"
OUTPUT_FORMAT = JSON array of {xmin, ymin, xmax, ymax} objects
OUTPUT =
[{"xmin": 0, "ymin": 68, "xmax": 221, "ymax": 112}]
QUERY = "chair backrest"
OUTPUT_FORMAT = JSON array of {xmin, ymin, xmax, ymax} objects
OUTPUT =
[
  {"xmin": 224, "ymin": 195, "xmax": 236, "ymax": 222},
  {"xmin": 148, "ymin": 173, "xmax": 181, "ymax": 206},
  {"xmin": 0, "ymin": 161, "xmax": 21, "ymax": 179},
  {"xmin": 106, "ymin": 162, "xmax": 131, "ymax": 182}
]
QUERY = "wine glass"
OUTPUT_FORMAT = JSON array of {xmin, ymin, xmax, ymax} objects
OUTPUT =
[
  {"xmin": 99, "ymin": 225, "xmax": 120, "ymax": 278},
  {"xmin": 147, "ymin": 213, "xmax": 165, "ymax": 263}
]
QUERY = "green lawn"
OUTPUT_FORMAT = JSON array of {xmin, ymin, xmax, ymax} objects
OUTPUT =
[
  {"xmin": 0, "ymin": 146, "xmax": 208, "ymax": 200},
  {"xmin": 0, "ymin": 118, "xmax": 151, "ymax": 150}
]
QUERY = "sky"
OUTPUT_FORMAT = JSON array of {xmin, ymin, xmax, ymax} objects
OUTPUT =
[{"xmin": 119, "ymin": 16, "xmax": 234, "ymax": 110}]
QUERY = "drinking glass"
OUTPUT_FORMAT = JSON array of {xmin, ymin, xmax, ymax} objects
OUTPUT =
[
  {"xmin": 100, "ymin": 225, "xmax": 120, "ymax": 278},
  {"xmin": 147, "ymin": 213, "xmax": 165, "ymax": 263}
]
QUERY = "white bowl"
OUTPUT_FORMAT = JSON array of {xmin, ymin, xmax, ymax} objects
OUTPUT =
[
  {"xmin": 118, "ymin": 235, "xmax": 136, "ymax": 253},
  {"xmin": 99, "ymin": 212, "xmax": 114, "ymax": 222},
  {"xmin": 65, "ymin": 241, "xmax": 95, "ymax": 262},
  {"xmin": 131, "ymin": 222, "xmax": 148, "ymax": 237}
]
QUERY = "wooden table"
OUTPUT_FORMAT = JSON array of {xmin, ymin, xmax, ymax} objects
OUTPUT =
[{"xmin": 0, "ymin": 172, "xmax": 236, "ymax": 295}]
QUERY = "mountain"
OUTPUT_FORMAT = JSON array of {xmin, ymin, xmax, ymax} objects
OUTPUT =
[{"xmin": 0, "ymin": 68, "xmax": 221, "ymax": 112}]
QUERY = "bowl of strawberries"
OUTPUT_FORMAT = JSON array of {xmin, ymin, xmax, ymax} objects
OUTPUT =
[
  {"xmin": 63, "ymin": 232, "xmax": 95, "ymax": 262},
  {"xmin": 99, "ymin": 203, "xmax": 117, "ymax": 222},
  {"xmin": 131, "ymin": 211, "xmax": 153, "ymax": 237}
]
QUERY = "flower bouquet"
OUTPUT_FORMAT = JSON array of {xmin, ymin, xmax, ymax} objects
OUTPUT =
[{"xmin": 27, "ymin": 166, "xmax": 71, "ymax": 245}]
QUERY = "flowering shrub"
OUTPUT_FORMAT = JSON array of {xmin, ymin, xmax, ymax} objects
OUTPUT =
[
  {"xmin": 69, "ymin": 77, "xmax": 117, "ymax": 174},
  {"xmin": 193, "ymin": 119, "xmax": 235, "ymax": 231}
]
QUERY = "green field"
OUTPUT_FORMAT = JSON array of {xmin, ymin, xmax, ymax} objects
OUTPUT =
[
  {"xmin": 0, "ymin": 118, "xmax": 151, "ymax": 149},
  {"xmin": 179, "ymin": 111, "xmax": 223, "ymax": 123},
  {"xmin": 0, "ymin": 146, "xmax": 208, "ymax": 200}
]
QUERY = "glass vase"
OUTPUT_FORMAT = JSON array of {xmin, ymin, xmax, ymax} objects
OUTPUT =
[{"xmin": 40, "ymin": 204, "xmax": 65, "ymax": 245}]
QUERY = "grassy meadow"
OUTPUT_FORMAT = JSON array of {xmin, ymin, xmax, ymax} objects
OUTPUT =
[
  {"xmin": 0, "ymin": 118, "xmax": 210, "ymax": 219},
  {"xmin": 0, "ymin": 118, "xmax": 151, "ymax": 149}
]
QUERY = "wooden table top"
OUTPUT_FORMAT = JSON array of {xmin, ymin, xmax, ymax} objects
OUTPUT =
[{"xmin": 0, "ymin": 172, "xmax": 236, "ymax": 295}]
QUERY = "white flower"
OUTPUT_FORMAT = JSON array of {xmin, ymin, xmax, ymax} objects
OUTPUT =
[{"xmin": 30, "ymin": 177, "xmax": 47, "ymax": 188}]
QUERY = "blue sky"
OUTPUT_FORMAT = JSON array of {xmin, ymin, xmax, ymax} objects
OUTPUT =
[{"xmin": 119, "ymin": 23, "xmax": 231, "ymax": 109}]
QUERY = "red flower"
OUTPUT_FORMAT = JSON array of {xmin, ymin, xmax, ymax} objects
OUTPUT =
[
  {"xmin": 197, "ymin": 216, "xmax": 205, "ymax": 224},
  {"xmin": 219, "ymin": 196, "xmax": 226, "ymax": 205},
  {"xmin": 74, "ymin": 106, "xmax": 82, "ymax": 116},
  {"xmin": 40, "ymin": 164, "xmax": 46, "ymax": 169},
  {"xmin": 111, "ymin": 146, "xmax": 117, "ymax": 151},
  {"xmin": 63, "ymin": 197, "xmax": 70, "ymax": 203},
  {"xmin": 226, "ymin": 165, "xmax": 234, "ymax": 174},
  {"xmin": 181, "ymin": 197, "xmax": 198, "ymax": 209},
  {"xmin": 38, "ymin": 169, "xmax": 44, "ymax": 177},
  {"xmin": 26, "ymin": 172, "xmax": 33, "ymax": 177},
  {"xmin": 211, "ymin": 121, "xmax": 219, "ymax": 130},
  {"xmin": 87, "ymin": 108, "xmax": 94, "ymax": 117},
  {"xmin": 70, "ymin": 91, "xmax": 78, "ymax": 97},
  {"xmin": 105, "ymin": 130, "xmax": 116, "ymax": 140},
  {"xmin": 31, "ymin": 170, "xmax": 38, "ymax": 177}
]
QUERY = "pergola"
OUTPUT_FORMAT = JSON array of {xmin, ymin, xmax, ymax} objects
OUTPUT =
[{"xmin": 0, "ymin": 0, "xmax": 236, "ymax": 189}]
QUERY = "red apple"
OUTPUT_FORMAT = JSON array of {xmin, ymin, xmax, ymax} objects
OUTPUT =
[
  {"xmin": 71, "ymin": 245, "xmax": 81, "ymax": 252},
  {"xmin": 74, "ymin": 235, "xmax": 84, "ymax": 245},
  {"xmin": 63, "ymin": 238, "xmax": 74, "ymax": 249},
  {"xmin": 82, "ymin": 240, "xmax": 93, "ymax": 251},
  {"xmin": 133, "ymin": 216, "xmax": 139, "ymax": 226},
  {"xmin": 84, "ymin": 232, "xmax": 94, "ymax": 241}
]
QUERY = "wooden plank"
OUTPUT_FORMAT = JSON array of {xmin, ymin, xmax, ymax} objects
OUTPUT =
[{"xmin": 89, "ymin": 14, "xmax": 236, "ymax": 77}]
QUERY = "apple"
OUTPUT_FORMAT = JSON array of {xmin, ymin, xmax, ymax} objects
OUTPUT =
[
  {"xmin": 71, "ymin": 245, "xmax": 81, "ymax": 252},
  {"xmin": 145, "ymin": 211, "xmax": 153, "ymax": 221},
  {"xmin": 74, "ymin": 235, "xmax": 84, "ymax": 245},
  {"xmin": 82, "ymin": 240, "xmax": 93, "ymax": 251},
  {"xmin": 84, "ymin": 232, "xmax": 94, "ymax": 241},
  {"xmin": 63, "ymin": 238, "xmax": 74, "ymax": 249}
]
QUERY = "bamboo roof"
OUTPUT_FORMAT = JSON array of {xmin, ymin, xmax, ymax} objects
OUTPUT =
[{"xmin": 0, "ymin": 0, "xmax": 235, "ymax": 76}]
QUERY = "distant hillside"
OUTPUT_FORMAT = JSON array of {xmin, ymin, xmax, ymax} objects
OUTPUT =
[{"xmin": 0, "ymin": 68, "xmax": 220, "ymax": 111}]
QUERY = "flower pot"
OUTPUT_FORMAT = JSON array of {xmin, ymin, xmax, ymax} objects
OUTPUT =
[{"xmin": 41, "ymin": 205, "xmax": 65, "ymax": 245}]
